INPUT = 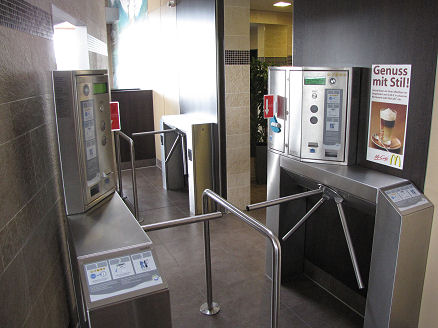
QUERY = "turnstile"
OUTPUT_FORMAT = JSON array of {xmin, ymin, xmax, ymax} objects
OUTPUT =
[
  {"xmin": 53, "ymin": 70, "xmax": 172, "ymax": 328},
  {"xmin": 67, "ymin": 193, "xmax": 171, "ymax": 328},
  {"xmin": 258, "ymin": 154, "xmax": 433, "ymax": 327}
]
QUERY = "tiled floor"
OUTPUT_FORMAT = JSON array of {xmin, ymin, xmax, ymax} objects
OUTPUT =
[{"xmin": 122, "ymin": 166, "xmax": 363, "ymax": 328}]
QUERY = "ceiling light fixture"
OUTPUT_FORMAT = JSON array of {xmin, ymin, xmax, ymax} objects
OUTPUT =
[{"xmin": 273, "ymin": 2, "xmax": 291, "ymax": 7}]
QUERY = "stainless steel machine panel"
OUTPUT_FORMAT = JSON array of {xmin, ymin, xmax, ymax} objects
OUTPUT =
[
  {"xmin": 288, "ymin": 69, "xmax": 303, "ymax": 158},
  {"xmin": 301, "ymin": 69, "xmax": 350, "ymax": 162},
  {"xmin": 53, "ymin": 70, "xmax": 116, "ymax": 215},
  {"xmin": 268, "ymin": 67, "xmax": 360, "ymax": 165},
  {"xmin": 67, "ymin": 193, "xmax": 171, "ymax": 328}
]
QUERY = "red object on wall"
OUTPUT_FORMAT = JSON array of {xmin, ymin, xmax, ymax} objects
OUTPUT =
[
  {"xmin": 110, "ymin": 101, "xmax": 121, "ymax": 131},
  {"xmin": 263, "ymin": 95, "xmax": 274, "ymax": 118}
]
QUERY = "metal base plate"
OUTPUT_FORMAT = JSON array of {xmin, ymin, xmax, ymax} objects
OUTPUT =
[{"xmin": 200, "ymin": 302, "xmax": 220, "ymax": 315}]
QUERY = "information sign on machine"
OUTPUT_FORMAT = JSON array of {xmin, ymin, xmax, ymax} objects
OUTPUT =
[
  {"xmin": 366, "ymin": 64, "xmax": 411, "ymax": 169},
  {"xmin": 110, "ymin": 101, "xmax": 121, "ymax": 131}
]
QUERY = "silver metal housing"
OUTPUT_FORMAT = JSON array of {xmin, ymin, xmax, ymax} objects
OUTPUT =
[
  {"xmin": 53, "ymin": 70, "xmax": 116, "ymax": 215},
  {"xmin": 268, "ymin": 67, "xmax": 360, "ymax": 165}
]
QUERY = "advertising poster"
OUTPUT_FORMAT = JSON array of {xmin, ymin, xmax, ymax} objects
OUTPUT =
[{"xmin": 366, "ymin": 64, "xmax": 411, "ymax": 169}]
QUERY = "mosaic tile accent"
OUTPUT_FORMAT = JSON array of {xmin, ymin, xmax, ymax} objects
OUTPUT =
[
  {"xmin": 225, "ymin": 50, "xmax": 250, "ymax": 65},
  {"xmin": 0, "ymin": 0, "xmax": 53, "ymax": 40}
]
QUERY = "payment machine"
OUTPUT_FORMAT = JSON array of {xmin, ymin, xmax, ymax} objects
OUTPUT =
[
  {"xmin": 268, "ymin": 67, "xmax": 360, "ymax": 164},
  {"xmin": 53, "ymin": 70, "xmax": 171, "ymax": 328},
  {"xmin": 264, "ymin": 66, "xmax": 433, "ymax": 327}
]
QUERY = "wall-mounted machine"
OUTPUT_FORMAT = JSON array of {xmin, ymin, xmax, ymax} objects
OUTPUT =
[
  {"xmin": 53, "ymin": 70, "xmax": 116, "ymax": 215},
  {"xmin": 254, "ymin": 66, "xmax": 434, "ymax": 327},
  {"xmin": 53, "ymin": 70, "xmax": 172, "ymax": 328},
  {"xmin": 268, "ymin": 67, "xmax": 360, "ymax": 165}
]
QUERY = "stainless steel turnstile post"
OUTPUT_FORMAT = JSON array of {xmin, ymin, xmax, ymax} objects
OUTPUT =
[{"xmin": 247, "ymin": 184, "xmax": 364, "ymax": 290}]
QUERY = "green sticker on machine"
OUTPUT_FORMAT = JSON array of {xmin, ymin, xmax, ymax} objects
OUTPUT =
[{"xmin": 304, "ymin": 77, "xmax": 326, "ymax": 85}]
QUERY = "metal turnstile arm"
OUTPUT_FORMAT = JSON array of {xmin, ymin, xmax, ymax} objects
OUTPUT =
[
  {"xmin": 165, "ymin": 134, "xmax": 181, "ymax": 163},
  {"xmin": 246, "ymin": 186, "xmax": 323, "ymax": 211},
  {"xmin": 282, "ymin": 196, "xmax": 327, "ymax": 241},
  {"xmin": 335, "ymin": 200, "xmax": 364, "ymax": 290}
]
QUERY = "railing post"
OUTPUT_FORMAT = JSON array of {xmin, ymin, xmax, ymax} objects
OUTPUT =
[
  {"xmin": 129, "ymin": 136, "xmax": 141, "ymax": 222},
  {"xmin": 115, "ymin": 131, "xmax": 123, "ymax": 197},
  {"xmin": 200, "ymin": 194, "xmax": 220, "ymax": 315}
]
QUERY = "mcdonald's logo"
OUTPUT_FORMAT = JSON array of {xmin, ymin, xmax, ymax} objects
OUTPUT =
[{"xmin": 390, "ymin": 154, "xmax": 401, "ymax": 167}]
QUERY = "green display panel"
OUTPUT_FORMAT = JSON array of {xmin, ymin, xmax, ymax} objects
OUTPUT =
[
  {"xmin": 304, "ymin": 77, "xmax": 326, "ymax": 85},
  {"xmin": 93, "ymin": 83, "xmax": 108, "ymax": 94}
]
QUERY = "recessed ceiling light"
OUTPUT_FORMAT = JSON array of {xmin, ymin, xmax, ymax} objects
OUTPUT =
[{"xmin": 273, "ymin": 2, "xmax": 291, "ymax": 7}]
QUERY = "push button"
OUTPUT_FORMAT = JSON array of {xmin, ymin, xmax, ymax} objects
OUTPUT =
[
  {"xmin": 310, "ymin": 116, "xmax": 318, "ymax": 124},
  {"xmin": 310, "ymin": 105, "xmax": 318, "ymax": 113}
]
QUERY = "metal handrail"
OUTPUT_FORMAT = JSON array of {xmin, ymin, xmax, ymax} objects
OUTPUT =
[
  {"xmin": 115, "ymin": 131, "xmax": 141, "ymax": 222},
  {"xmin": 202, "ymin": 189, "xmax": 281, "ymax": 328}
]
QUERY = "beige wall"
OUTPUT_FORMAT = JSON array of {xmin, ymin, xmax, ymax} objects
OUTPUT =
[
  {"xmin": 250, "ymin": 9, "xmax": 293, "ymax": 58},
  {"xmin": 148, "ymin": 0, "xmax": 180, "ymax": 161},
  {"xmin": 224, "ymin": 0, "xmax": 251, "ymax": 209},
  {"xmin": 419, "ymin": 57, "xmax": 438, "ymax": 327}
]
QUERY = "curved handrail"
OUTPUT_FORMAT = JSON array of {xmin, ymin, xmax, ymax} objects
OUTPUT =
[{"xmin": 202, "ymin": 189, "xmax": 281, "ymax": 328}]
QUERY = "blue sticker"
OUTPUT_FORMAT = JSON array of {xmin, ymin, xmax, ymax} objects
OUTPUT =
[{"xmin": 270, "ymin": 116, "xmax": 281, "ymax": 133}]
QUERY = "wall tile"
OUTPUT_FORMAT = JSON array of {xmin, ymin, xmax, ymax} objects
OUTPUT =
[
  {"xmin": 0, "ymin": 133, "xmax": 38, "ymax": 230},
  {"xmin": 227, "ymin": 185, "xmax": 251, "ymax": 210},
  {"xmin": 22, "ymin": 202, "xmax": 61, "ymax": 303},
  {"xmin": 225, "ymin": 65, "xmax": 250, "ymax": 93},
  {"xmin": 0, "ymin": 27, "xmax": 55, "ymax": 104},
  {"xmin": 227, "ymin": 146, "xmax": 250, "ymax": 175},
  {"xmin": 227, "ymin": 171, "xmax": 250, "ymax": 189},
  {"xmin": 226, "ymin": 107, "xmax": 250, "ymax": 135},
  {"xmin": 30, "ymin": 122, "xmax": 59, "ymax": 187},
  {"xmin": 0, "ymin": 219, "xmax": 22, "ymax": 270},
  {"xmin": 226, "ymin": 133, "xmax": 250, "ymax": 149},
  {"xmin": 225, "ymin": 92, "xmax": 250, "ymax": 108},
  {"xmin": 0, "ymin": 252, "xmax": 30, "ymax": 328},
  {"xmin": 225, "ymin": 35, "xmax": 250, "ymax": 51},
  {"xmin": 224, "ymin": 5, "xmax": 250, "ymax": 37},
  {"xmin": 224, "ymin": 0, "xmax": 249, "ymax": 7}
]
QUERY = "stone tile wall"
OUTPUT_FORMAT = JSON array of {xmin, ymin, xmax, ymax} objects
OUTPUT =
[
  {"xmin": 0, "ymin": 1, "xmax": 108, "ymax": 327},
  {"xmin": 224, "ymin": 0, "xmax": 250, "ymax": 209}
]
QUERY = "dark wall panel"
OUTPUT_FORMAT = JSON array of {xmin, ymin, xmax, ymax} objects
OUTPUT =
[
  {"xmin": 293, "ymin": 0, "xmax": 438, "ymax": 190},
  {"xmin": 111, "ymin": 90, "xmax": 155, "ymax": 163}
]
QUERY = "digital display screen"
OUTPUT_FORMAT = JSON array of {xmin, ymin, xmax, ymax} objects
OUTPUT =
[
  {"xmin": 304, "ymin": 77, "xmax": 326, "ymax": 85},
  {"xmin": 93, "ymin": 83, "xmax": 108, "ymax": 94}
]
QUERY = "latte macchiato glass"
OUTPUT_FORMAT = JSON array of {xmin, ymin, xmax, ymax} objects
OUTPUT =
[{"xmin": 380, "ymin": 108, "xmax": 396, "ymax": 145}]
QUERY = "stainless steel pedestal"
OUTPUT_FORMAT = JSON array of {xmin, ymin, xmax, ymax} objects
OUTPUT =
[
  {"xmin": 67, "ymin": 193, "xmax": 172, "ymax": 328},
  {"xmin": 266, "ymin": 153, "xmax": 433, "ymax": 327}
]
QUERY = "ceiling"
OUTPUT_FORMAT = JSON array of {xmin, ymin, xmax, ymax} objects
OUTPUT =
[{"xmin": 250, "ymin": 0, "xmax": 293, "ymax": 13}]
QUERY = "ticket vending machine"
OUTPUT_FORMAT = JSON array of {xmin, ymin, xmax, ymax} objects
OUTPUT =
[
  {"xmin": 265, "ymin": 66, "xmax": 434, "ymax": 327},
  {"xmin": 53, "ymin": 70, "xmax": 171, "ymax": 328},
  {"xmin": 268, "ymin": 67, "xmax": 360, "ymax": 165}
]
